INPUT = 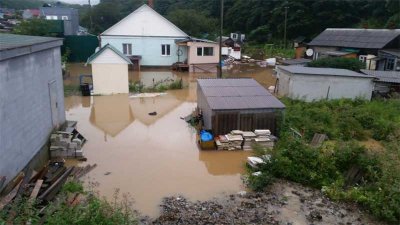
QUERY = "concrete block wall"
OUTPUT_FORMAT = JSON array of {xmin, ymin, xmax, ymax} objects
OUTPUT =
[{"xmin": 0, "ymin": 47, "xmax": 65, "ymax": 187}]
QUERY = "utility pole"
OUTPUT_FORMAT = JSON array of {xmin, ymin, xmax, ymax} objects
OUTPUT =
[
  {"xmin": 283, "ymin": 6, "xmax": 288, "ymax": 49},
  {"xmin": 88, "ymin": 0, "xmax": 93, "ymax": 32},
  {"xmin": 218, "ymin": 0, "xmax": 224, "ymax": 78}
]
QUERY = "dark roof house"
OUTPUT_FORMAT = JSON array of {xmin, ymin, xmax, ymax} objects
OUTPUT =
[
  {"xmin": 308, "ymin": 28, "xmax": 400, "ymax": 49},
  {"xmin": 40, "ymin": 7, "xmax": 79, "ymax": 35}
]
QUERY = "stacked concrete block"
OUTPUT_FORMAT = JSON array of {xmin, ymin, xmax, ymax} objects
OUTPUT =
[{"xmin": 49, "ymin": 126, "xmax": 85, "ymax": 159}]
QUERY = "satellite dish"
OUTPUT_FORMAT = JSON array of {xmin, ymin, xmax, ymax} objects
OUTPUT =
[{"xmin": 306, "ymin": 49, "xmax": 314, "ymax": 57}]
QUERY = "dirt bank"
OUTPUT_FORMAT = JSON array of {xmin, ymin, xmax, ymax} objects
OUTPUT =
[{"xmin": 141, "ymin": 180, "xmax": 383, "ymax": 225}]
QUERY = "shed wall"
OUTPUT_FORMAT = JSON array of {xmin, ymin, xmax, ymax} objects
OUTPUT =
[
  {"xmin": 92, "ymin": 63, "xmax": 129, "ymax": 95},
  {"xmin": 0, "ymin": 47, "xmax": 65, "ymax": 187},
  {"xmin": 277, "ymin": 70, "xmax": 374, "ymax": 101}
]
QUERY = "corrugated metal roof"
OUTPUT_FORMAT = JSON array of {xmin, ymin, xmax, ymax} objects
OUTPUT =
[
  {"xmin": 40, "ymin": 7, "xmax": 77, "ymax": 16},
  {"xmin": 361, "ymin": 69, "xmax": 400, "ymax": 84},
  {"xmin": 198, "ymin": 78, "xmax": 285, "ymax": 110},
  {"xmin": 278, "ymin": 66, "xmax": 374, "ymax": 78},
  {"xmin": 0, "ymin": 33, "xmax": 61, "ymax": 51},
  {"xmin": 308, "ymin": 28, "xmax": 400, "ymax": 49}
]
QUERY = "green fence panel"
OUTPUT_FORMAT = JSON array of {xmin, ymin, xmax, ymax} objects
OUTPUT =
[{"xmin": 62, "ymin": 35, "xmax": 99, "ymax": 62}]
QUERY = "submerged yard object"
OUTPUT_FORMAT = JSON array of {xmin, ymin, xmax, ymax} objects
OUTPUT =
[
  {"xmin": 199, "ymin": 130, "xmax": 215, "ymax": 150},
  {"xmin": 200, "ymin": 130, "xmax": 213, "ymax": 142},
  {"xmin": 148, "ymin": 111, "xmax": 157, "ymax": 116}
]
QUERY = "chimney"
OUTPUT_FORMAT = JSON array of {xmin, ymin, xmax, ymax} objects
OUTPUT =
[{"xmin": 148, "ymin": 0, "xmax": 154, "ymax": 8}]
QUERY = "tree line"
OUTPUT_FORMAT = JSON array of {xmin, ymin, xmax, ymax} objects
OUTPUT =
[{"xmin": 80, "ymin": 0, "xmax": 399, "ymax": 43}]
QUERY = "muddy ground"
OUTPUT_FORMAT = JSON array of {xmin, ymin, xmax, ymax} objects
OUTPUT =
[{"xmin": 140, "ymin": 180, "xmax": 383, "ymax": 225}]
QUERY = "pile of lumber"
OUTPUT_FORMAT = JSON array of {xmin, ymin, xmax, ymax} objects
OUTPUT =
[
  {"xmin": 215, "ymin": 129, "xmax": 276, "ymax": 151},
  {"xmin": 215, "ymin": 133, "xmax": 243, "ymax": 150},
  {"xmin": 253, "ymin": 129, "xmax": 275, "ymax": 148},
  {"xmin": 0, "ymin": 160, "xmax": 96, "ymax": 211}
]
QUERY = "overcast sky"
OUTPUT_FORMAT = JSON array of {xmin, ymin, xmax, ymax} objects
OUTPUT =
[{"xmin": 61, "ymin": 0, "xmax": 100, "ymax": 5}]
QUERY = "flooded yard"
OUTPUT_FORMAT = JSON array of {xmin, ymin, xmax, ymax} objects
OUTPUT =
[{"xmin": 64, "ymin": 64, "xmax": 276, "ymax": 217}]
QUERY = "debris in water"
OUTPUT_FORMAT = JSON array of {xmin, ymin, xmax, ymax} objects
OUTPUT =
[{"xmin": 148, "ymin": 111, "xmax": 157, "ymax": 116}]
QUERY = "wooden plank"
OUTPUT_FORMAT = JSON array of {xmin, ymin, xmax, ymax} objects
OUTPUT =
[
  {"xmin": 29, "ymin": 165, "xmax": 48, "ymax": 183},
  {"xmin": 29, "ymin": 179, "xmax": 43, "ymax": 201},
  {"xmin": 76, "ymin": 164, "xmax": 97, "ymax": 179},
  {"xmin": 0, "ymin": 176, "xmax": 6, "ymax": 191},
  {"xmin": 1, "ymin": 172, "xmax": 24, "ymax": 196},
  {"xmin": 0, "ymin": 179, "xmax": 23, "ymax": 210},
  {"xmin": 38, "ymin": 167, "xmax": 74, "ymax": 202}
]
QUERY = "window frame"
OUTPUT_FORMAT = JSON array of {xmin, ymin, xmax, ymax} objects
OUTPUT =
[
  {"xmin": 161, "ymin": 44, "xmax": 171, "ymax": 56},
  {"xmin": 122, "ymin": 43, "xmax": 132, "ymax": 55},
  {"xmin": 197, "ymin": 47, "xmax": 214, "ymax": 56},
  {"xmin": 386, "ymin": 58, "xmax": 395, "ymax": 70}
]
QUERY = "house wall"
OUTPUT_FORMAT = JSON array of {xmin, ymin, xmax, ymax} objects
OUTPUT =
[
  {"xmin": 277, "ymin": 70, "xmax": 374, "ymax": 101},
  {"xmin": 92, "ymin": 64, "xmax": 129, "ymax": 95},
  {"xmin": 311, "ymin": 46, "xmax": 338, "ymax": 59},
  {"xmin": 100, "ymin": 36, "xmax": 188, "ymax": 66},
  {"xmin": 0, "ymin": 47, "xmax": 65, "ymax": 187},
  {"xmin": 187, "ymin": 42, "xmax": 219, "ymax": 67}
]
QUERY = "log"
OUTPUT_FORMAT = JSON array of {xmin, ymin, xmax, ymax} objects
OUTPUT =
[
  {"xmin": 29, "ymin": 179, "xmax": 43, "ymax": 201},
  {"xmin": 0, "ymin": 172, "xmax": 24, "ymax": 196},
  {"xmin": 38, "ymin": 167, "xmax": 74, "ymax": 202}
]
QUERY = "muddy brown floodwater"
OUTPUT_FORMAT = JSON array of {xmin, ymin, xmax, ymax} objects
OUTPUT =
[{"xmin": 64, "ymin": 63, "xmax": 276, "ymax": 217}]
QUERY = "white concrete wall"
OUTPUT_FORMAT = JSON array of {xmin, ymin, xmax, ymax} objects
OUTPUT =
[
  {"xmin": 92, "ymin": 64, "xmax": 129, "ymax": 95},
  {"xmin": 0, "ymin": 47, "xmax": 65, "ymax": 187},
  {"xmin": 277, "ymin": 70, "xmax": 374, "ymax": 101}
]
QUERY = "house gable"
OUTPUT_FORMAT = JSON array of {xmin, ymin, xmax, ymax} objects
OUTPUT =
[
  {"xmin": 101, "ymin": 4, "xmax": 188, "ymax": 37},
  {"xmin": 87, "ymin": 44, "xmax": 132, "ymax": 65}
]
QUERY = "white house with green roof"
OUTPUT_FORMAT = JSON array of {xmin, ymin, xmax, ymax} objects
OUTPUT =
[{"xmin": 87, "ymin": 44, "xmax": 132, "ymax": 95}]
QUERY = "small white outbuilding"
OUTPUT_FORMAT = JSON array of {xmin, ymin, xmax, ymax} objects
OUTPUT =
[
  {"xmin": 87, "ymin": 44, "xmax": 132, "ymax": 95},
  {"xmin": 276, "ymin": 66, "xmax": 375, "ymax": 102}
]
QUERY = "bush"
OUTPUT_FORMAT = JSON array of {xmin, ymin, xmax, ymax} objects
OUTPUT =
[
  {"xmin": 307, "ymin": 57, "xmax": 365, "ymax": 71},
  {"xmin": 246, "ymin": 98, "xmax": 400, "ymax": 223}
]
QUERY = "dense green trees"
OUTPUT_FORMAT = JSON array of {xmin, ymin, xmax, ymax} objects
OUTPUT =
[
  {"xmin": 308, "ymin": 57, "xmax": 366, "ymax": 71},
  {"xmin": 77, "ymin": 0, "xmax": 399, "ymax": 42}
]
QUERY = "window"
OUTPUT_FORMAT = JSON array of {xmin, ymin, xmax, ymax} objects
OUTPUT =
[
  {"xmin": 46, "ymin": 15, "xmax": 57, "ymax": 20},
  {"xmin": 61, "ymin": 16, "xmax": 68, "ymax": 20},
  {"xmin": 161, "ymin": 44, "xmax": 170, "ymax": 56},
  {"xmin": 386, "ymin": 58, "xmax": 395, "ymax": 70},
  {"xmin": 122, "ymin": 43, "xmax": 132, "ymax": 55},
  {"xmin": 197, "ymin": 47, "xmax": 214, "ymax": 56},
  {"xmin": 359, "ymin": 55, "xmax": 367, "ymax": 63},
  {"xmin": 197, "ymin": 47, "xmax": 203, "ymax": 56},
  {"xmin": 204, "ymin": 47, "xmax": 214, "ymax": 56}
]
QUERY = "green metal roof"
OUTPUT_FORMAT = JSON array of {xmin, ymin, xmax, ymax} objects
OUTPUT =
[
  {"xmin": 86, "ymin": 43, "xmax": 132, "ymax": 64},
  {"xmin": 0, "ymin": 33, "xmax": 62, "ymax": 51}
]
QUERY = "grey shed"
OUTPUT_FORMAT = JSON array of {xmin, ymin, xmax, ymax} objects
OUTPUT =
[{"xmin": 197, "ymin": 78, "xmax": 285, "ymax": 135}]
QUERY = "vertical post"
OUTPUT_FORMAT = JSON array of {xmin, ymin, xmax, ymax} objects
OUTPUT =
[
  {"xmin": 88, "ymin": 0, "xmax": 93, "ymax": 32},
  {"xmin": 283, "ymin": 6, "xmax": 288, "ymax": 49},
  {"xmin": 218, "ymin": 0, "xmax": 224, "ymax": 78}
]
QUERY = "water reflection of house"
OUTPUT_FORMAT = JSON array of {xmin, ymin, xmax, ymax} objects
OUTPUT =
[
  {"xmin": 89, "ymin": 95, "xmax": 134, "ymax": 137},
  {"xmin": 130, "ymin": 94, "xmax": 183, "ymax": 126},
  {"xmin": 308, "ymin": 28, "xmax": 400, "ymax": 71}
]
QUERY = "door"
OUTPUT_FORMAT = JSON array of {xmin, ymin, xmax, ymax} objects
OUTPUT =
[{"xmin": 48, "ymin": 80, "xmax": 59, "ymax": 128}]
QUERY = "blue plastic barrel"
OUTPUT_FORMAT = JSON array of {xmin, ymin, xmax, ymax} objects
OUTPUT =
[{"xmin": 200, "ymin": 130, "xmax": 213, "ymax": 142}]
